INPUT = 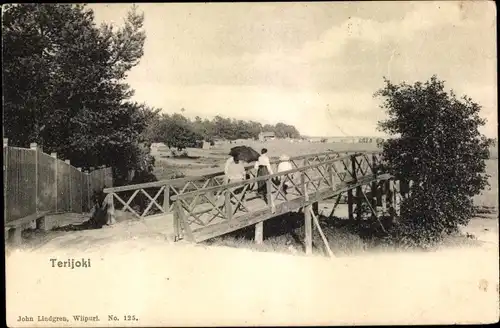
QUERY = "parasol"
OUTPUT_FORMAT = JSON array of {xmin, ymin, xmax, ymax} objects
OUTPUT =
[{"xmin": 229, "ymin": 146, "xmax": 260, "ymax": 162}]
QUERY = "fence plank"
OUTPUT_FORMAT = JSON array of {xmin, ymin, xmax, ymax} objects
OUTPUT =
[
  {"xmin": 70, "ymin": 166, "xmax": 82, "ymax": 212},
  {"xmin": 6, "ymin": 148, "xmax": 37, "ymax": 223},
  {"xmin": 37, "ymin": 152, "xmax": 57, "ymax": 213},
  {"xmin": 57, "ymin": 160, "xmax": 69, "ymax": 212},
  {"xmin": 3, "ymin": 145, "xmax": 113, "ymax": 223},
  {"xmin": 82, "ymin": 172, "xmax": 89, "ymax": 212},
  {"xmin": 3, "ymin": 141, "xmax": 8, "ymax": 225}
]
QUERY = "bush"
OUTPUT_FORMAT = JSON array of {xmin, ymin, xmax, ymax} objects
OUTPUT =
[{"xmin": 374, "ymin": 75, "xmax": 492, "ymax": 246}]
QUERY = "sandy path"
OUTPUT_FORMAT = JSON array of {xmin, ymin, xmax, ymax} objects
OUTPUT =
[{"xmin": 6, "ymin": 216, "xmax": 499, "ymax": 326}]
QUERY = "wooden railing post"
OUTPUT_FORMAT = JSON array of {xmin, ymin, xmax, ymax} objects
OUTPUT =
[
  {"xmin": 51, "ymin": 153, "xmax": 58, "ymax": 212},
  {"xmin": 300, "ymin": 164, "xmax": 308, "ymax": 198},
  {"xmin": 265, "ymin": 178, "xmax": 273, "ymax": 209},
  {"xmin": 329, "ymin": 162, "xmax": 336, "ymax": 192},
  {"xmin": 30, "ymin": 143, "xmax": 38, "ymax": 213},
  {"xmin": 225, "ymin": 187, "xmax": 232, "ymax": 220},
  {"xmin": 163, "ymin": 185, "xmax": 170, "ymax": 213},
  {"xmin": 174, "ymin": 200, "xmax": 193, "ymax": 242},
  {"xmin": 173, "ymin": 201, "xmax": 182, "ymax": 241},
  {"xmin": 105, "ymin": 193, "xmax": 116, "ymax": 225}
]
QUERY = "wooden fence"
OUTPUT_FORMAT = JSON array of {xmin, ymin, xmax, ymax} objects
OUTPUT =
[{"xmin": 3, "ymin": 139, "xmax": 113, "ymax": 224}]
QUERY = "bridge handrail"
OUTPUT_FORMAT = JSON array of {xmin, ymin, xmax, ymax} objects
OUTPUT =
[
  {"xmin": 171, "ymin": 152, "xmax": 377, "ymax": 200},
  {"xmin": 104, "ymin": 150, "xmax": 380, "ymax": 193}
]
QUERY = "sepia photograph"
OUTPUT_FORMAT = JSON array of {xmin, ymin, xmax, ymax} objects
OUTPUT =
[{"xmin": 3, "ymin": 1, "xmax": 498, "ymax": 326}]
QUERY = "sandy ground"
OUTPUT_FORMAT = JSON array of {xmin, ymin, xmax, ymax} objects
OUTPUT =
[
  {"xmin": 5, "ymin": 215, "xmax": 499, "ymax": 326},
  {"xmin": 5, "ymin": 143, "xmax": 498, "ymax": 326}
]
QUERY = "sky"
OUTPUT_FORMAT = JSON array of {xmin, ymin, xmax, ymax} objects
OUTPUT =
[{"xmin": 89, "ymin": 1, "xmax": 497, "ymax": 138}]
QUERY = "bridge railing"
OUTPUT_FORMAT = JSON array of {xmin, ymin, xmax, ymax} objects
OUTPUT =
[
  {"xmin": 170, "ymin": 152, "xmax": 384, "ymax": 242},
  {"xmin": 102, "ymin": 150, "xmax": 379, "ymax": 219}
]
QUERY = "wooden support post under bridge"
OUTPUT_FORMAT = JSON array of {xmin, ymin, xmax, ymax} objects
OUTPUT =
[
  {"xmin": 394, "ymin": 180, "xmax": 400, "ymax": 216},
  {"xmin": 255, "ymin": 221, "xmax": 263, "ymax": 244},
  {"xmin": 304, "ymin": 204, "xmax": 312, "ymax": 255},
  {"xmin": 348, "ymin": 189, "xmax": 354, "ymax": 220},
  {"xmin": 351, "ymin": 155, "xmax": 362, "ymax": 220},
  {"xmin": 301, "ymin": 159, "xmax": 313, "ymax": 255},
  {"xmin": 371, "ymin": 153, "xmax": 379, "ymax": 218},
  {"xmin": 381, "ymin": 180, "xmax": 388, "ymax": 215},
  {"xmin": 253, "ymin": 175, "xmax": 273, "ymax": 245}
]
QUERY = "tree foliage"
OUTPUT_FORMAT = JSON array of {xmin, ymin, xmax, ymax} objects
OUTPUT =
[
  {"xmin": 2, "ymin": 4, "xmax": 156, "ymax": 182},
  {"xmin": 154, "ymin": 114, "xmax": 202, "ymax": 151},
  {"xmin": 374, "ymin": 75, "xmax": 492, "ymax": 245},
  {"xmin": 142, "ymin": 112, "xmax": 301, "ymax": 145}
]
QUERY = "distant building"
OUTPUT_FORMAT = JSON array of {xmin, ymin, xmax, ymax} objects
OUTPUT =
[{"xmin": 258, "ymin": 131, "xmax": 276, "ymax": 142}]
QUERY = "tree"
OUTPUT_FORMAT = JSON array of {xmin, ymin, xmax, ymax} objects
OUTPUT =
[
  {"xmin": 141, "ymin": 111, "xmax": 301, "ymax": 144},
  {"xmin": 157, "ymin": 115, "xmax": 202, "ymax": 151},
  {"xmin": 141, "ymin": 107, "xmax": 163, "ymax": 144},
  {"xmin": 191, "ymin": 116, "xmax": 207, "ymax": 137},
  {"xmin": 2, "ymin": 4, "xmax": 153, "ymax": 182},
  {"xmin": 374, "ymin": 75, "xmax": 492, "ymax": 245}
]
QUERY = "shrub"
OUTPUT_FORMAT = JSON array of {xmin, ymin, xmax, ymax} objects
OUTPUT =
[{"xmin": 374, "ymin": 76, "xmax": 492, "ymax": 246}]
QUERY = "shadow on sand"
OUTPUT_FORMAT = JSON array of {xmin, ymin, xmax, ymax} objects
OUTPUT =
[
  {"xmin": 51, "ymin": 219, "xmax": 104, "ymax": 232},
  {"xmin": 216, "ymin": 211, "xmax": 393, "ymax": 241}
]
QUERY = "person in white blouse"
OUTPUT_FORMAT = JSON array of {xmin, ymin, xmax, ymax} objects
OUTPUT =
[
  {"xmin": 224, "ymin": 155, "xmax": 234, "ymax": 178},
  {"xmin": 276, "ymin": 154, "xmax": 293, "ymax": 196},
  {"xmin": 255, "ymin": 148, "xmax": 273, "ymax": 202}
]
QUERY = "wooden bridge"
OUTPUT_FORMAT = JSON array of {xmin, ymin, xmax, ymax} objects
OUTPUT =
[{"xmin": 104, "ymin": 151, "xmax": 405, "ymax": 256}]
